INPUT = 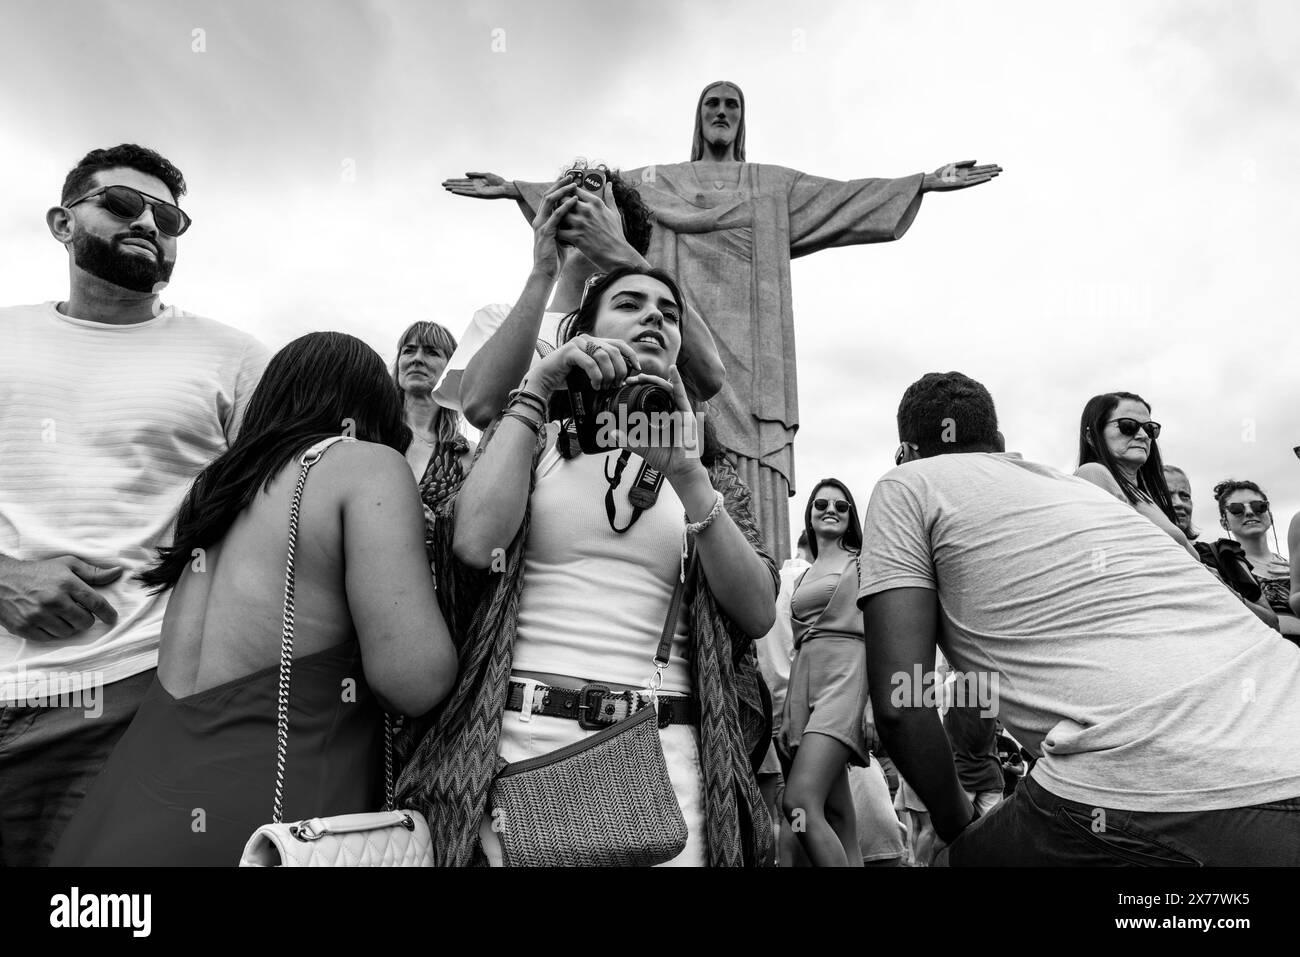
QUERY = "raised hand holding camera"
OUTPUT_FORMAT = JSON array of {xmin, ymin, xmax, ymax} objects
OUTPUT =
[{"xmin": 555, "ymin": 169, "xmax": 638, "ymax": 269}]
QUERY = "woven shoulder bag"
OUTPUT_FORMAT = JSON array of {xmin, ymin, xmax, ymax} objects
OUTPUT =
[{"xmin": 486, "ymin": 552, "xmax": 694, "ymax": 866}]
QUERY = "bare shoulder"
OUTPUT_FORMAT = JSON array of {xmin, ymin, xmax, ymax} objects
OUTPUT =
[{"xmin": 318, "ymin": 441, "xmax": 416, "ymax": 493}]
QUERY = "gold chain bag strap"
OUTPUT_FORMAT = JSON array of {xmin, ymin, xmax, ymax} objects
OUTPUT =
[
  {"xmin": 239, "ymin": 437, "xmax": 435, "ymax": 867},
  {"xmin": 486, "ymin": 551, "xmax": 694, "ymax": 867}
]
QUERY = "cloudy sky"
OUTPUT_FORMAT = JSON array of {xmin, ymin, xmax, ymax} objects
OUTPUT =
[{"xmin": 2, "ymin": 0, "xmax": 1297, "ymax": 549}]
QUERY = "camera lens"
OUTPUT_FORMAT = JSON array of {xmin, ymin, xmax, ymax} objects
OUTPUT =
[{"xmin": 616, "ymin": 383, "xmax": 674, "ymax": 417}]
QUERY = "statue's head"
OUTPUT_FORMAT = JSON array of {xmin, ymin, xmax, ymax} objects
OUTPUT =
[{"xmin": 691, "ymin": 81, "xmax": 745, "ymax": 161}]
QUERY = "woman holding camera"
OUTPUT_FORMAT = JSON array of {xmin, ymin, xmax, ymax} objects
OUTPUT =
[{"xmin": 394, "ymin": 179, "xmax": 777, "ymax": 867}]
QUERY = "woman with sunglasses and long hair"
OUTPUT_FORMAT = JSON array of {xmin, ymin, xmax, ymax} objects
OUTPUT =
[
  {"xmin": 1213, "ymin": 479, "xmax": 1299, "ymax": 643},
  {"xmin": 52, "ymin": 332, "xmax": 458, "ymax": 865},
  {"xmin": 779, "ymin": 479, "xmax": 872, "ymax": 866},
  {"xmin": 1074, "ymin": 391, "xmax": 1198, "ymax": 557},
  {"xmin": 393, "ymin": 180, "xmax": 776, "ymax": 869}
]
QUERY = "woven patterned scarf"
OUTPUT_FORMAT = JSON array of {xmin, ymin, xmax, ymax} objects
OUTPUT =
[{"xmin": 395, "ymin": 421, "xmax": 776, "ymax": 866}]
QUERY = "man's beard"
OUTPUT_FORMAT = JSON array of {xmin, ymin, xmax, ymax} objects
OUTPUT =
[{"xmin": 71, "ymin": 231, "xmax": 174, "ymax": 294}]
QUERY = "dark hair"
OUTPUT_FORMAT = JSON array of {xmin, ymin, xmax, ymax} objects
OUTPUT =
[
  {"xmin": 802, "ymin": 478, "xmax": 863, "ymax": 560},
  {"xmin": 897, "ymin": 372, "xmax": 1000, "ymax": 457},
  {"xmin": 139, "ymin": 332, "xmax": 409, "ymax": 591},
  {"xmin": 796, "ymin": 529, "xmax": 809, "ymax": 552},
  {"xmin": 1213, "ymin": 478, "xmax": 1281, "ymax": 549},
  {"xmin": 562, "ymin": 161, "xmax": 653, "ymax": 256},
  {"xmin": 61, "ymin": 144, "xmax": 187, "ymax": 206},
  {"xmin": 559, "ymin": 264, "xmax": 687, "ymax": 352},
  {"xmin": 1213, "ymin": 478, "xmax": 1268, "ymax": 514},
  {"xmin": 392, "ymin": 320, "xmax": 462, "ymax": 449},
  {"xmin": 1077, "ymin": 391, "xmax": 1175, "ymax": 523},
  {"xmin": 691, "ymin": 81, "xmax": 746, "ymax": 162}
]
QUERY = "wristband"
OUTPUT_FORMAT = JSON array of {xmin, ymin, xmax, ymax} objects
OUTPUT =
[
  {"xmin": 506, "ymin": 387, "xmax": 548, "ymax": 418},
  {"xmin": 679, "ymin": 490, "xmax": 725, "ymax": 583},
  {"xmin": 501, "ymin": 408, "xmax": 543, "ymax": 438},
  {"xmin": 685, "ymin": 489, "xmax": 725, "ymax": 536}
]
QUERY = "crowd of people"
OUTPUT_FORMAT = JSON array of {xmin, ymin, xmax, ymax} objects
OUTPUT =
[{"xmin": 1, "ymin": 142, "xmax": 1298, "ymax": 868}]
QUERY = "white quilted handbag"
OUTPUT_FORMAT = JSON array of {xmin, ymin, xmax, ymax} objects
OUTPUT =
[{"xmin": 238, "ymin": 438, "xmax": 435, "ymax": 867}]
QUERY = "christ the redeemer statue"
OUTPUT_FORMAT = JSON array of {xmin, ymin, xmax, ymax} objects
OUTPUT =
[{"xmin": 443, "ymin": 81, "xmax": 1000, "ymax": 561}]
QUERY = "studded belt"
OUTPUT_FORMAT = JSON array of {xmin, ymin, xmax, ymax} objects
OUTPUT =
[{"xmin": 504, "ymin": 680, "xmax": 697, "ymax": 730}]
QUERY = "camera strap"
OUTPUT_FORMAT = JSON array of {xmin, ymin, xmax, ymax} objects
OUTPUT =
[{"xmin": 604, "ymin": 450, "xmax": 664, "ymax": 534}]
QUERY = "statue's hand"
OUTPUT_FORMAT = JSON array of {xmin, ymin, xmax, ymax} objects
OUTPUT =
[
  {"xmin": 442, "ymin": 171, "xmax": 519, "ymax": 200},
  {"xmin": 922, "ymin": 160, "xmax": 1002, "ymax": 192}
]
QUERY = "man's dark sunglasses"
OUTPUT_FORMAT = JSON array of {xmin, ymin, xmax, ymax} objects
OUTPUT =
[
  {"xmin": 813, "ymin": 498, "xmax": 849, "ymax": 514},
  {"xmin": 1109, "ymin": 417, "xmax": 1161, "ymax": 440},
  {"xmin": 1225, "ymin": 500, "xmax": 1269, "ymax": 517},
  {"xmin": 65, "ymin": 185, "xmax": 192, "ymax": 237}
]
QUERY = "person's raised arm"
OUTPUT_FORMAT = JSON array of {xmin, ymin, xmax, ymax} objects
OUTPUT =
[
  {"xmin": 460, "ymin": 178, "xmax": 577, "ymax": 429},
  {"xmin": 863, "ymin": 587, "xmax": 976, "ymax": 844},
  {"xmin": 624, "ymin": 367, "xmax": 774, "ymax": 637},
  {"xmin": 560, "ymin": 181, "xmax": 725, "ymax": 399},
  {"xmin": 340, "ymin": 444, "xmax": 457, "ymax": 717},
  {"xmin": 455, "ymin": 315, "xmax": 640, "ymax": 569}
]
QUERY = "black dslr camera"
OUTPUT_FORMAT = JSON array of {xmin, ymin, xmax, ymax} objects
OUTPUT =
[{"xmin": 548, "ymin": 369, "xmax": 676, "ymax": 455}]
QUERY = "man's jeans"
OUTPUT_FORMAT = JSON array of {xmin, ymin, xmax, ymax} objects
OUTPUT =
[
  {"xmin": 0, "ymin": 669, "xmax": 154, "ymax": 866},
  {"xmin": 945, "ymin": 774, "xmax": 1300, "ymax": 866}
]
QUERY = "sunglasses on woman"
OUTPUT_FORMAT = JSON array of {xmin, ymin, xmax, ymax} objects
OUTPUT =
[
  {"xmin": 813, "ymin": 499, "xmax": 849, "ymax": 514},
  {"xmin": 64, "ymin": 185, "xmax": 193, "ymax": 237},
  {"xmin": 1108, "ymin": 418, "xmax": 1161, "ymax": 440},
  {"xmin": 1225, "ymin": 501, "xmax": 1269, "ymax": 516}
]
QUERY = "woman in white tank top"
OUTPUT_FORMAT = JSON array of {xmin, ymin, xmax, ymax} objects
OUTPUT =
[{"xmin": 398, "ymin": 185, "xmax": 779, "ymax": 866}]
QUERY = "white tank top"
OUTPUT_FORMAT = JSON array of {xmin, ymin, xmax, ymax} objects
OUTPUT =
[{"xmin": 511, "ymin": 435, "xmax": 694, "ymax": 693}]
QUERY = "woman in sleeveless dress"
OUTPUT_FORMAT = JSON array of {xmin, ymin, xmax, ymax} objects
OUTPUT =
[
  {"xmin": 779, "ymin": 478, "xmax": 870, "ymax": 867},
  {"xmin": 53, "ymin": 332, "xmax": 457, "ymax": 866}
]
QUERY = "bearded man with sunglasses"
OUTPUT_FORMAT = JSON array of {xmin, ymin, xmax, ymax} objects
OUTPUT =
[{"xmin": 0, "ymin": 144, "xmax": 269, "ymax": 865}]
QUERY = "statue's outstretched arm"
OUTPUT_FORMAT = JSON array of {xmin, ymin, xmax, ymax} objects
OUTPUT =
[{"xmin": 921, "ymin": 160, "xmax": 1002, "ymax": 193}]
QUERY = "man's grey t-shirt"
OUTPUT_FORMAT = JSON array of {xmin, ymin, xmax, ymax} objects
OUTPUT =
[{"xmin": 857, "ymin": 452, "xmax": 1300, "ymax": 812}]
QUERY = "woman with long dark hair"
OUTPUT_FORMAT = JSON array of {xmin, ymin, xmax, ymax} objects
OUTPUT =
[
  {"xmin": 779, "ymin": 478, "xmax": 871, "ymax": 866},
  {"xmin": 53, "ymin": 332, "xmax": 457, "ymax": 865},
  {"xmin": 1075, "ymin": 391, "xmax": 1197, "ymax": 556},
  {"xmin": 394, "ymin": 180, "xmax": 776, "ymax": 867}
]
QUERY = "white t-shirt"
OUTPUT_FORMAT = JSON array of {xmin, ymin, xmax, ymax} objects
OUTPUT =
[
  {"xmin": 0, "ymin": 302, "xmax": 269, "ymax": 694},
  {"xmin": 857, "ymin": 452, "xmax": 1300, "ymax": 813},
  {"xmin": 432, "ymin": 303, "xmax": 565, "ymax": 412},
  {"xmin": 511, "ymin": 427, "xmax": 693, "ymax": 694}
]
